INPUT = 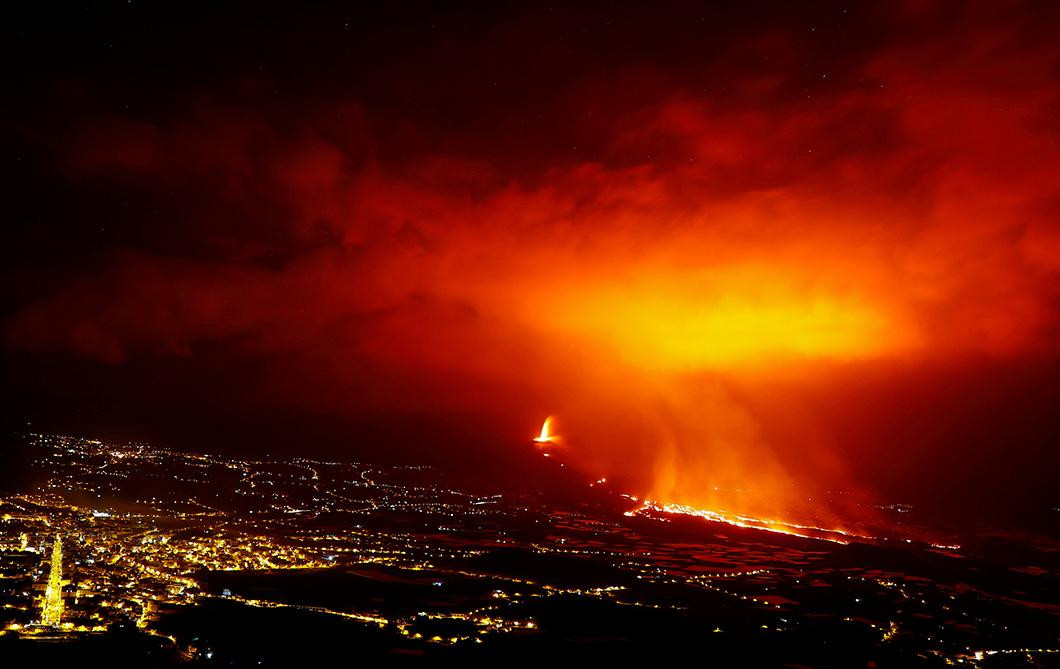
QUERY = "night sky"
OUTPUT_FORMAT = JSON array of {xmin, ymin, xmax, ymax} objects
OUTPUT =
[{"xmin": 3, "ymin": 1, "xmax": 1060, "ymax": 526}]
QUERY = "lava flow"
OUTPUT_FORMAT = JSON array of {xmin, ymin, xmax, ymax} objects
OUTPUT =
[
  {"xmin": 528, "ymin": 417, "xmax": 951, "ymax": 548},
  {"xmin": 624, "ymin": 499, "xmax": 871, "ymax": 545},
  {"xmin": 532, "ymin": 417, "xmax": 875, "ymax": 545}
]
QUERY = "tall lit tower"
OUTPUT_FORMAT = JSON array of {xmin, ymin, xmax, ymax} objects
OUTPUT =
[{"xmin": 40, "ymin": 534, "xmax": 64, "ymax": 627}]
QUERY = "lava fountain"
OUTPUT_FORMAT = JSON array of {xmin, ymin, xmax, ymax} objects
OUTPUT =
[{"xmin": 533, "ymin": 416, "xmax": 556, "ymax": 444}]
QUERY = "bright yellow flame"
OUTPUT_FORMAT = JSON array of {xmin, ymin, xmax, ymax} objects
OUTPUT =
[{"xmin": 533, "ymin": 416, "xmax": 555, "ymax": 443}]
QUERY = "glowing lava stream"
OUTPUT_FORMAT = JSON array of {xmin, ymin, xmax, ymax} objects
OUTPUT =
[
  {"xmin": 623, "ymin": 499, "xmax": 874, "ymax": 545},
  {"xmin": 532, "ymin": 417, "xmax": 898, "ymax": 547}
]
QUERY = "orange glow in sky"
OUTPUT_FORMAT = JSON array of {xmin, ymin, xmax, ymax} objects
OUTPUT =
[
  {"xmin": 6, "ymin": 2, "xmax": 1060, "ymax": 532},
  {"xmin": 535, "ymin": 268, "xmax": 918, "ymax": 371}
]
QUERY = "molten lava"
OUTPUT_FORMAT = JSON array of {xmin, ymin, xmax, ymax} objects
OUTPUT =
[
  {"xmin": 533, "ymin": 416, "xmax": 556, "ymax": 444},
  {"xmin": 536, "ymin": 416, "xmax": 926, "ymax": 547},
  {"xmin": 625, "ymin": 499, "xmax": 869, "ymax": 545}
]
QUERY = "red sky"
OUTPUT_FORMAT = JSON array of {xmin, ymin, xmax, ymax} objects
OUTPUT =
[{"xmin": 4, "ymin": 1, "xmax": 1060, "ymax": 526}]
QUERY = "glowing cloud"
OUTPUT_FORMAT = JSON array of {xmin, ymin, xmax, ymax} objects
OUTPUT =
[{"xmin": 6, "ymin": 1, "xmax": 1060, "ymax": 528}]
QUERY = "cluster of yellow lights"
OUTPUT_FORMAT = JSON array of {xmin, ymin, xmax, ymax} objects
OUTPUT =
[{"xmin": 40, "ymin": 534, "xmax": 64, "ymax": 627}]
